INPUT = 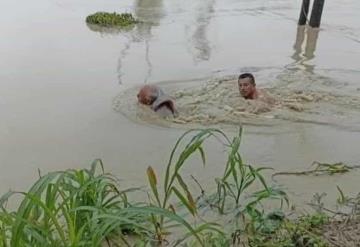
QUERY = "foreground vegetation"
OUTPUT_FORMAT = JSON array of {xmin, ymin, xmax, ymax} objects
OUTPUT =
[{"xmin": 0, "ymin": 128, "xmax": 358, "ymax": 246}]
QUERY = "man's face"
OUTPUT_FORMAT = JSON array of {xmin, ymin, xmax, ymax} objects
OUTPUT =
[{"xmin": 238, "ymin": 78, "xmax": 255, "ymax": 99}]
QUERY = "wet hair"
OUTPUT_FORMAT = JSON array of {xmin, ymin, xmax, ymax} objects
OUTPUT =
[
  {"xmin": 137, "ymin": 85, "xmax": 165, "ymax": 105},
  {"xmin": 238, "ymin": 73, "xmax": 255, "ymax": 85},
  {"xmin": 146, "ymin": 89, "xmax": 160, "ymax": 105}
]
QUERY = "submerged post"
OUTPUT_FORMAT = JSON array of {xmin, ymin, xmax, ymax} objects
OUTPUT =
[
  {"xmin": 309, "ymin": 0, "xmax": 325, "ymax": 28},
  {"xmin": 298, "ymin": 0, "xmax": 310, "ymax": 26}
]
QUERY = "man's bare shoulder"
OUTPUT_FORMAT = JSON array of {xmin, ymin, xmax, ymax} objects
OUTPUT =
[{"xmin": 257, "ymin": 89, "xmax": 277, "ymax": 105}]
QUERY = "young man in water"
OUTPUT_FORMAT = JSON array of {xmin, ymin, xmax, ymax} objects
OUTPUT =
[
  {"xmin": 137, "ymin": 85, "xmax": 178, "ymax": 117},
  {"xmin": 238, "ymin": 73, "xmax": 259, "ymax": 99},
  {"xmin": 238, "ymin": 73, "xmax": 276, "ymax": 105}
]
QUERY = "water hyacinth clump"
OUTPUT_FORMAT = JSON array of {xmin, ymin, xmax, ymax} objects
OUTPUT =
[{"xmin": 86, "ymin": 12, "xmax": 137, "ymax": 27}]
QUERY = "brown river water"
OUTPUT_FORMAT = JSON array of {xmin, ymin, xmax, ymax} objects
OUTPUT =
[{"xmin": 1, "ymin": 0, "xmax": 360, "ymax": 207}]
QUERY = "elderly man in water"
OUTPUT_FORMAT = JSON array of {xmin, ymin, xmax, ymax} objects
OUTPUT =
[{"xmin": 137, "ymin": 85, "xmax": 178, "ymax": 117}]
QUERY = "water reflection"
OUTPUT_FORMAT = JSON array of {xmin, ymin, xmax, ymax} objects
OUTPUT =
[
  {"xmin": 85, "ymin": 23, "xmax": 135, "ymax": 37},
  {"xmin": 116, "ymin": 41, "xmax": 131, "ymax": 84},
  {"xmin": 291, "ymin": 26, "xmax": 306, "ymax": 62},
  {"xmin": 85, "ymin": 22, "xmax": 137, "ymax": 84},
  {"xmin": 304, "ymin": 27, "xmax": 320, "ymax": 60},
  {"xmin": 134, "ymin": 0, "xmax": 165, "ymax": 39},
  {"xmin": 275, "ymin": 25, "xmax": 322, "ymax": 88},
  {"xmin": 291, "ymin": 25, "xmax": 320, "ymax": 73},
  {"xmin": 186, "ymin": 0, "xmax": 215, "ymax": 63},
  {"xmin": 117, "ymin": 0, "xmax": 165, "ymax": 84},
  {"xmin": 85, "ymin": 1, "xmax": 165, "ymax": 84}
]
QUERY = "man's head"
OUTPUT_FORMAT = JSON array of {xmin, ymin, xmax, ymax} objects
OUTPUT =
[
  {"xmin": 137, "ymin": 85, "xmax": 177, "ymax": 116},
  {"xmin": 238, "ymin": 73, "xmax": 256, "ymax": 99},
  {"xmin": 137, "ymin": 85, "xmax": 160, "ymax": 105}
]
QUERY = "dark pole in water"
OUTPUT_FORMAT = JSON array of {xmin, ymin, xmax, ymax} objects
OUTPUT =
[
  {"xmin": 298, "ymin": 0, "xmax": 310, "ymax": 26},
  {"xmin": 309, "ymin": 0, "xmax": 325, "ymax": 28}
]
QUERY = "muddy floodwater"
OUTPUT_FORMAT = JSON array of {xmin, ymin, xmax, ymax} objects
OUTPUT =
[{"xmin": 1, "ymin": 0, "xmax": 360, "ymax": 207}]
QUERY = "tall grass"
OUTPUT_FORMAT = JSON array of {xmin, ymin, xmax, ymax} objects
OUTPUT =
[
  {"xmin": 146, "ymin": 128, "xmax": 288, "ymax": 242},
  {"xmin": 0, "ymin": 128, "xmax": 288, "ymax": 246},
  {"xmin": 0, "ymin": 149, "xmax": 219, "ymax": 246},
  {"xmin": 146, "ymin": 128, "xmax": 228, "ymax": 244},
  {"xmin": 215, "ymin": 128, "xmax": 288, "ymax": 223},
  {"xmin": 0, "ymin": 159, "xmax": 140, "ymax": 246}
]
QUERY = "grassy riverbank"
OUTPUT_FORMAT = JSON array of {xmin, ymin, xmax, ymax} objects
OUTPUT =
[{"xmin": 0, "ymin": 129, "xmax": 358, "ymax": 246}]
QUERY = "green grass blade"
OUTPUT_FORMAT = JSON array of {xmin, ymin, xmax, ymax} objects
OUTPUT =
[{"xmin": 171, "ymin": 187, "xmax": 196, "ymax": 216}]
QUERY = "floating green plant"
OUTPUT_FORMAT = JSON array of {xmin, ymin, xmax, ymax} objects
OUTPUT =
[
  {"xmin": 86, "ymin": 12, "xmax": 137, "ymax": 27},
  {"xmin": 272, "ymin": 161, "xmax": 360, "ymax": 178}
]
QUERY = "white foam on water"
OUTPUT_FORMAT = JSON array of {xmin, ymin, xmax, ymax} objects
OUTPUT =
[{"xmin": 113, "ymin": 75, "xmax": 360, "ymax": 131}]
